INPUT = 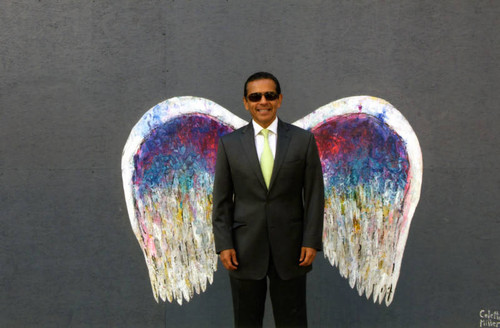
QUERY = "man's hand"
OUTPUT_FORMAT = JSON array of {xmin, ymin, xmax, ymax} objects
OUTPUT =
[
  {"xmin": 299, "ymin": 247, "xmax": 317, "ymax": 267},
  {"xmin": 220, "ymin": 248, "xmax": 239, "ymax": 271}
]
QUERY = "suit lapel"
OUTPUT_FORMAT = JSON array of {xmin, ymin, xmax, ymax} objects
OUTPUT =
[
  {"xmin": 269, "ymin": 119, "xmax": 291, "ymax": 191},
  {"xmin": 240, "ymin": 123, "xmax": 267, "ymax": 190},
  {"xmin": 240, "ymin": 120, "xmax": 292, "ymax": 192}
]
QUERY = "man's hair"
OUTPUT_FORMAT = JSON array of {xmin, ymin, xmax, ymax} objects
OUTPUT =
[{"xmin": 243, "ymin": 72, "xmax": 281, "ymax": 97}]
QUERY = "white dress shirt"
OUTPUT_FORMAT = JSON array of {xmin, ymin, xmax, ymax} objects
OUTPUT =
[{"xmin": 252, "ymin": 118, "xmax": 278, "ymax": 161}]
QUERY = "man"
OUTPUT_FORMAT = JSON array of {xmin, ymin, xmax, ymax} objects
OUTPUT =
[{"xmin": 212, "ymin": 72, "xmax": 324, "ymax": 327}]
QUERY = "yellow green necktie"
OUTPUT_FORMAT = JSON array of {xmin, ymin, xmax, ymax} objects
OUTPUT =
[{"xmin": 260, "ymin": 129, "xmax": 274, "ymax": 188}]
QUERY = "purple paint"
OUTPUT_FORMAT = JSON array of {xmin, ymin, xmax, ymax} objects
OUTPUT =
[
  {"xmin": 312, "ymin": 113, "xmax": 409, "ymax": 200},
  {"xmin": 133, "ymin": 114, "xmax": 233, "ymax": 194}
]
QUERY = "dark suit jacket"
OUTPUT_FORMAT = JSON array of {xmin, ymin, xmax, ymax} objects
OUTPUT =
[{"xmin": 212, "ymin": 119, "xmax": 324, "ymax": 280}]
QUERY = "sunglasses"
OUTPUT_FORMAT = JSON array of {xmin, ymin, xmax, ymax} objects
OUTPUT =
[{"xmin": 246, "ymin": 92, "xmax": 280, "ymax": 102}]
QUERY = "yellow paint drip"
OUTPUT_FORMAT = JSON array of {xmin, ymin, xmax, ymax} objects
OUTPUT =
[{"xmin": 353, "ymin": 217, "xmax": 361, "ymax": 233}]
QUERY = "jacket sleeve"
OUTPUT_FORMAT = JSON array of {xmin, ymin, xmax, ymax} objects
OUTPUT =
[
  {"xmin": 302, "ymin": 133, "xmax": 325, "ymax": 251},
  {"xmin": 212, "ymin": 137, "xmax": 235, "ymax": 253}
]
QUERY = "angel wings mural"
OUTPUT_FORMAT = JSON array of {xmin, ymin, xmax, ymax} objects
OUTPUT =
[{"xmin": 121, "ymin": 96, "xmax": 422, "ymax": 306}]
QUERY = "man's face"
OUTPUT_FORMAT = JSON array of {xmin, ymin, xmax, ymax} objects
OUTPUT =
[{"xmin": 243, "ymin": 78, "xmax": 282, "ymax": 128}]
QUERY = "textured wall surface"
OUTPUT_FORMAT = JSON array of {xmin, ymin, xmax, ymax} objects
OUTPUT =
[{"xmin": 1, "ymin": 1, "xmax": 499, "ymax": 327}]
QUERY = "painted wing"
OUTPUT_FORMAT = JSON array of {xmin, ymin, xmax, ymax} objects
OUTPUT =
[
  {"xmin": 121, "ymin": 96, "xmax": 247, "ymax": 304},
  {"xmin": 294, "ymin": 96, "xmax": 423, "ymax": 306}
]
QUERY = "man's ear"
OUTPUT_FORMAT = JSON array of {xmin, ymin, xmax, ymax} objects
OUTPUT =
[
  {"xmin": 243, "ymin": 97, "xmax": 249, "ymax": 111},
  {"xmin": 276, "ymin": 94, "xmax": 283, "ymax": 108}
]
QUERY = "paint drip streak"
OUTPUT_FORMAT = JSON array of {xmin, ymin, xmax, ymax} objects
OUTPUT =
[
  {"xmin": 313, "ymin": 113, "xmax": 410, "ymax": 305},
  {"xmin": 132, "ymin": 114, "xmax": 233, "ymax": 303}
]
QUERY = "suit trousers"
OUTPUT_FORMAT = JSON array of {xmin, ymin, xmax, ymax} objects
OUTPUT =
[{"xmin": 229, "ymin": 258, "xmax": 307, "ymax": 328}]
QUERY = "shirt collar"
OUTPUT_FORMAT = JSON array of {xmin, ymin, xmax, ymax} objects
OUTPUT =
[{"xmin": 252, "ymin": 117, "xmax": 278, "ymax": 137}]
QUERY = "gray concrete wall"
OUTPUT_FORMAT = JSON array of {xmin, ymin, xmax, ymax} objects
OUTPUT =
[{"xmin": 1, "ymin": 1, "xmax": 499, "ymax": 327}]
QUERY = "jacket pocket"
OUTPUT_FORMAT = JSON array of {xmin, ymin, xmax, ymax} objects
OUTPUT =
[{"xmin": 232, "ymin": 221, "xmax": 246, "ymax": 230}]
